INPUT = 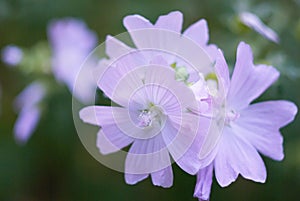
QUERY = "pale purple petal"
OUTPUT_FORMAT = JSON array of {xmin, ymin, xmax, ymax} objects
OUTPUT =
[
  {"xmin": 14, "ymin": 106, "xmax": 41, "ymax": 144},
  {"xmin": 97, "ymin": 127, "xmax": 134, "ymax": 155},
  {"xmin": 125, "ymin": 135, "xmax": 171, "ymax": 183},
  {"xmin": 73, "ymin": 59, "xmax": 98, "ymax": 104},
  {"xmin": 105, "ymin": 35, "xmax": 133, "ymax": 59},
  {"xmin": 1, "ymin": 45, "xmax": 23, "ymax": 66},
  {"xmin": 151, "ymin": 165, "xmax": 173, "ymax": 188},
  {"xmin": 183, "ymin": 19, "xmax": 218, "ymax": 61},
  {"xmin": 48, "ymin": 18, "xmax": 98, "ymax": 103},
  {"xmin": 197, "ymin": 118, "xmax": 223, "ymax": 169},
  {"xmin": 239, "ymin": 12, "xmax": 280, "ymax": 43},
  {"xmin": 125, "ymin": 173, "xmax": 149, "ymax": 185},
  {"xmin": 14, "ymin": 81, "xmax": 46, "ymax": 110},
  {"xmin": 123, "ymin": 12, "xmax": 182, "ymax": 62},
  {"xmin": 214, "ymin": 49, "xmax": 230, "ymax": 100},
  {"xmin": 97, "ymin": 51, "xmax": 147, "ymax": 106},
  {"xmin": 13, "ymin": 81, "xmax": 46, "ymax": 144},
  {"xmin": 154, "ymin": 11, "xmax": 183, "ymax": 32},
  {"xmin": 194, "ymin": 163, "xmax": 213, "ymax": 201},
  {"xmin": 48, "ymin": 18, "xmax": 97, "ymax": 53},
  {"xmin": 79, "ymin": 106, "xmax": 126, "ymax": 126},
  {"xmin": 143, "ymin": 65, "xmax": 199, "ymax": 113},
  {"xmin": 161, "ymin": 119, "xmax": 202, "ymax": 175},
  {"xmin": 228, "ymin": 42, "xmax": 280, "ymax": 110},
  {"xmin": 184, "ymin": 19, "xmax": 209, "ymax": 46},
  {"xmin": 80, "ymin": 106, "xmax": 141, "ymax": 139},
  {"xmin": 214, "ymin": 127, "xmax": 266, "ymax": 187},
  {"xmin": 232, "ymin": 100, "xmax": 297, "ymax": 160},
  {"xmin": 80, "ymin": 106, "xmax": 134, "ymax": 154},
  {"xmin": 123, "ymin": 14, "xmax": 153, "ymax": 31}
]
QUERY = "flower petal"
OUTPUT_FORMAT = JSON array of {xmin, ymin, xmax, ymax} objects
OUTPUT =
[
  {"xmin": 143, "ymin": 65, "xmax": 198, "ymax": 113},
  {"xmin": 183, "ymin": 19, "xmax": 209, "ymax": 47},
  {"xmin": 123, "ymin": 12, "xmax": 182, "ymax": 63},
  {"xmin": 125, "ymin": 135, "xmax": 171, "ymax": 184},
  {"xmin": 214, "ymin": 49, "xmax": 230, "ymax": 100},
  {"xmin": 80, "ymin": 106, "xmax": 134, "ymax": 154},
  {"xmin": 151, "ymin": 165, "xmax": 173, "ymax": 188},
  {"xmin": 228, "ymin": 42, "xmax": 279, "ymax": 110},
  {"xmin": 79, "ymin": 106, "xmax": 128, "ymax": 126},
  {"xmin": 105, "ymin": 35, "xmax": 133, "ymax": 59},
  {"xmin": 239, "ymin": 12, "xmax": 280, "ymax": 43},
  {"xmin": 80, "ymin": 105, "xmax": 146, "ymax": 139},
  {"xmin": 97, "ymin": 128, "xmax": 133, "ymax": 155},
  {"xmin": 214, "ymin": 127, "xmax": 266, "ymax": 187},
  {"xmin": 154, "ymin": 11, "xmax": 183, "ymax": 33},
  {"xmin": 125, "ymin": 173, "xmax": 149, "ymax": 185},
  {"xmin": 161, "ymin": 118, "xmax": 202, "ymax": 175},
  {"xmin": 194, "ymin": 163, "xmax": 214, "ymax": 201},
  {"xmin": 123, "ymin": 14, "xmax": 153, "ymax": 31},
  {"xmin": 14, "ymin": 106, "xmax": 41, "ymax": 144},
  {"xmin": 97, "ymin": 52, "xmax": 147, "ymax": 106},
  {"xmin": 232, "ymin": 100, "xmax": 297, "ymax": 160}
]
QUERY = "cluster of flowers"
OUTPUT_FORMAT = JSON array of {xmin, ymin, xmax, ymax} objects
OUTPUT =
[
  {"xmin": 1, "ymin": 10, "xmax": 297, "ymax": 200},
  {"xmin": 79, "ymin": 11, "xmax": 297, "ymax": 201},
  {"xmin": 2, "ymin": 18, "xmax": 98, "ymax": 144}
]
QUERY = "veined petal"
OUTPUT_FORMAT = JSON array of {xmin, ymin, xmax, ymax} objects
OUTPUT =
[
  {"xmin": 183, "ymin": 19, "xmax": 209, "ymax": 47},
  {"xmin": 214, "ymin": 127, "xmax": 266, "ymax": 187},
  {"xmin": 123, "ymin": 12, "xmax": 182, "ymax": 61},
  {"xmin": 151, "ymin": 165, "xmax": 173, "ymax": 188},
  {"xmin": 125, "ymin": 134, "xmax": 171, "ymax": 179},
  {"xmin": 194, "ymin": 163, "xmax": 214, "ymax": 201},
  {"xmin": 239, "ymin": 100, "xmax": 298, "ymax": 130},
  {"xmin": 232, "ymin": 100, "xmax": 297, "ymax": 160},
  {"xmin": 183, "ymin": 19, "xmax": 218, "ymax": 62},
  {"xmin": 98, "ymin": 51, "xmax": 147, "ymax": 106},
  {"xmin": 97, "ymin": 128, "xmax": 133, "ymax": 155},
  {"xmin": 79, "ymin": 106, "xmax": 127, "ymax": 126},
  {"xmin": 154, "ymin": 11, "xmax": 183, "ymax": 33},
  {"xmin": 144, "ymin": 65, "xmax": 198, "ymax": 112},
  {"xmin": 228, "ymin": 42, "xmax": 279, "ymax": 110},
  {"xmin": 80, "ymin": 105, "xmax": 148, "ymax": 139},
  {"xmin": 214, "ymin": 49, "xmax": 230, "ymax": 99},
  {"xmin": 105, "ymin": 35, "xmax": 133, "ymax": 59},
  {"xmin": 123, "ymin": 14, "xmax": 153, "ymax": 31},
  {"xmin": 161, "ymin": 119, "xmax": 201, "ymax": 175},
  {"xmin": 125, "ymin": 173, "xmax": 149, "ymax": 185}
]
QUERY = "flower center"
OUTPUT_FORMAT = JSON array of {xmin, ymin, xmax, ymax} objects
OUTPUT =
[
  {"xmin": 225, "ymin": 109, "xmax": 240, "ymax": 125},
  {"xmin": 138, "ymin": 105, "xmax": 165, "ymax": 128}
]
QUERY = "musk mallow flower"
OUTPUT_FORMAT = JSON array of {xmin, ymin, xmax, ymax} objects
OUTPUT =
[
  {"xmin": 13, "ymin": 81, "xmax": 46, "ymax": 144},
  {"xmin": 1, "ymin": 45, "xmax": 23, "ymax": 66},
  {"xmin": 239, "ymin": 12, "xmax": 280, "ymax": 43},
  {"xmin": 193, "ymin": 42, "xmax": 297, "ymax": 200},
  {"xmin": 47, "ymin": 18, "xmax": 98, "ymax": 104},
  {"xmin": 79, "ymin": 51, "xmax": 211, "ymax": 187}
]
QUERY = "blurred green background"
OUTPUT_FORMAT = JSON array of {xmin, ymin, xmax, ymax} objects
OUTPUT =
[{"xmin": 0, "ymin": 0, "xmax": 300, "ymax": 200}]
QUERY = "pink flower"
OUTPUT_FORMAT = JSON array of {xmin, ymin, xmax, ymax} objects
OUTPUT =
[
  {"xmin": 80, "ymin": 52, "xmax": 208, "ymax": 187},
  {"xmin": 193, "ymin": 42, "xmax": 297, "ymax": 200}
]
